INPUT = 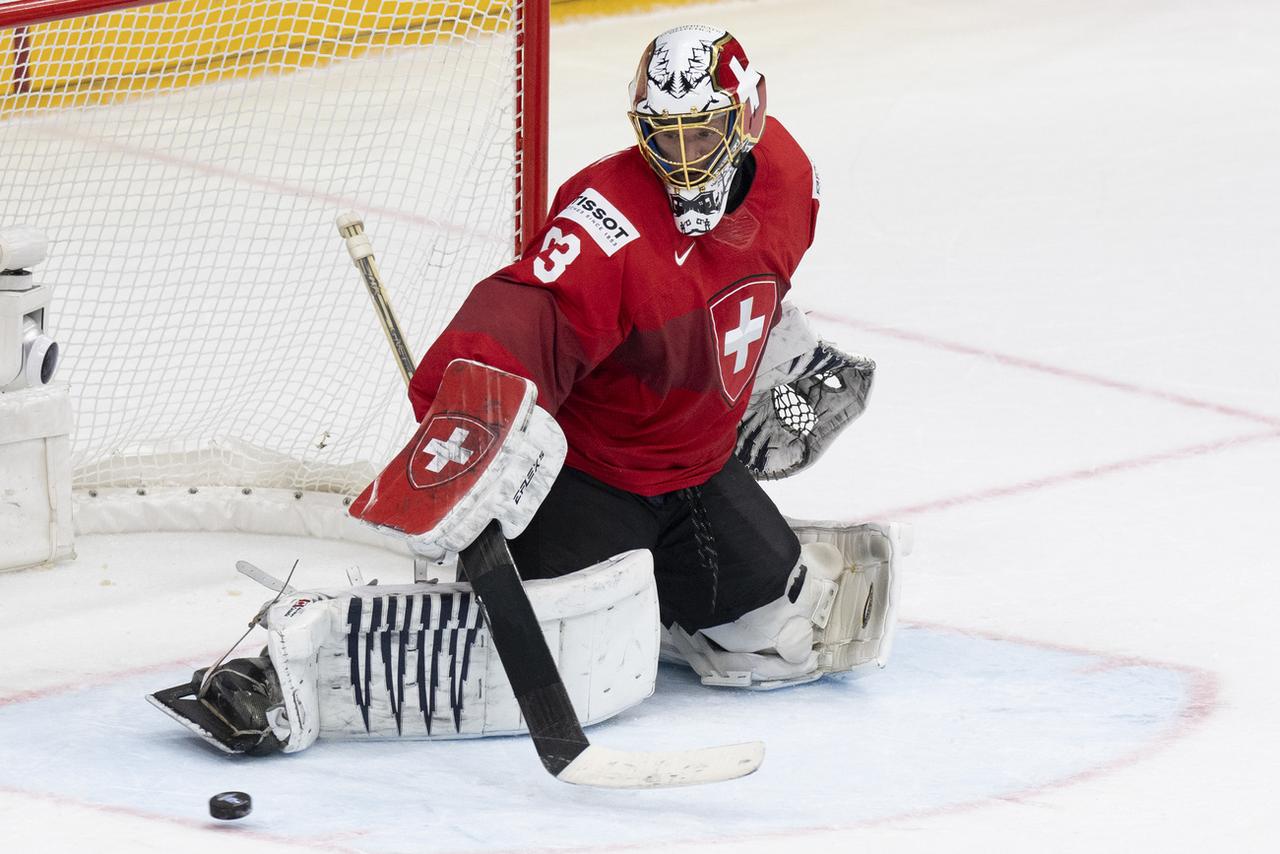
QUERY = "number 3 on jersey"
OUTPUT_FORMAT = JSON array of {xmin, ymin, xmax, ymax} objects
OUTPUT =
[{"xmin": 533, "ymin": 226, "xmax": 581, "ymax": 283}]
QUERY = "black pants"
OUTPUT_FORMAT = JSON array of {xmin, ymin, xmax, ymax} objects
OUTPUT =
[{"xmin": 508, "ymin": 457, "xmax": 800, "ymax": 632}]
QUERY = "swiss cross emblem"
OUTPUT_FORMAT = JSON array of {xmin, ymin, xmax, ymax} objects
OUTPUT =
[
  {"xmin": 408, "ymin": 414, "xmax": 496, "ymax": 489},
  {"xmin": 716, "ymin": 43, "xmax": 766, "ymax": 141},
  {"xmin": 708, "ymin": 277, "xmax": 778, "ymax": 403}
]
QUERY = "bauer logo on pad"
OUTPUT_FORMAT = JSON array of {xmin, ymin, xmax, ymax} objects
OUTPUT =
[{"xmin": 409, "ymin": 415, "xmax": 496, "ymax": 488}]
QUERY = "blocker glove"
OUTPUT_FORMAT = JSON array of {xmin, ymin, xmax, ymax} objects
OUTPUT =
[{"xmin": 349, "ymin": 359, "xmax": 566, "ymax": 560}]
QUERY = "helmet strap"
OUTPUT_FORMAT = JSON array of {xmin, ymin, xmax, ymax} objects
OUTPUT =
[{"xmin": 723, "ymin": 151, "xmax": 757, "ymax": 216}]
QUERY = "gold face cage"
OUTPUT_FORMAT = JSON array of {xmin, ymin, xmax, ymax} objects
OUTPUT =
[{"xmin": 629, "ymin": 104, "xmax": 745, "ymax": 189}]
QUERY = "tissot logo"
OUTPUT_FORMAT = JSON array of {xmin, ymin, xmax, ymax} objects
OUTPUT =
[
  {"xmin": 572, "ymin": 196, "xmax": 630, "ymax": 236},
  {"xmin": 707, "ymin": 277, "xmax": 779, "ymax": 403},
  {"xmin": 558, "ymin": 188, "xmax": 639, "ymax": 256},
  {"xmin": 408, "ymin": 415, "xmax": 496, "ymax": 489}
]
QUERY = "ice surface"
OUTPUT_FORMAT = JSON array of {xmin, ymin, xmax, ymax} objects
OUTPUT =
[
  {"xmin": 0, "ymin": 628, "xmax": 1205, "ymax": 852},
  {"xmin": 3, "ymin": 0, "xmax": 1278, "ymax": 851}
]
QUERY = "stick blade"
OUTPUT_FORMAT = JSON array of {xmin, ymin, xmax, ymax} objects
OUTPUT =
[{"xmin": 555, "ymin": 741, "xmax": 765, "ymax": 789}]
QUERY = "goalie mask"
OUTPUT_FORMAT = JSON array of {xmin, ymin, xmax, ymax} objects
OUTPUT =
[{"xmin": 629, "ymin": 26, "xmax": 767, "ymax": 236}]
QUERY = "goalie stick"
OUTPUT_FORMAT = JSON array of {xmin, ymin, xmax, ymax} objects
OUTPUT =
[
  {"xmin": 337, "ymin": 213, "xmax": 765, "ymax": 788},
  {"xmin": 336, "ymin": 212, "xmax": 417, "ymax": 387}
]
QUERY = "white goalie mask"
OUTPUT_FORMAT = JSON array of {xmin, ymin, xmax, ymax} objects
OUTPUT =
[{"xmin": 629, "ymin": 25, "xmax": 768, "ymax": 236}]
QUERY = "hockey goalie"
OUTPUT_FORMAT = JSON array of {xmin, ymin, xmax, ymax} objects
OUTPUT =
[{"xmin": 149, "ymin": 25, "xmax": 908, "ymax": 759}]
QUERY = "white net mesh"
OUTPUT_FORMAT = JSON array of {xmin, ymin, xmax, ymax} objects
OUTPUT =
[{"xmin": 1, "ymin": 0, "xmax": 526, "ymax": 494}]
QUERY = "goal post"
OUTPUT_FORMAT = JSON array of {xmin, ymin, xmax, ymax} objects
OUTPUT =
[{"xmin": 0, "ymin": 0, "xmax": 548, "ymax": 508}]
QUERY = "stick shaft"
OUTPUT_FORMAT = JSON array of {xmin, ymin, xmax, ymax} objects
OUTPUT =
[{"xmin": 336, "ymin": 213, "xmax": 416, "ymax": 386}]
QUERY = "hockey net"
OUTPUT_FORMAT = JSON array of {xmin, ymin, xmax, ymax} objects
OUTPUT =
[{"xmin": 0, "ymin": 0, "xmax": 546, "ymax": 496}]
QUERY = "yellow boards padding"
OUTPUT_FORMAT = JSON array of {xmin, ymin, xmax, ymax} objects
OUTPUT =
[
  {"xmin": 548, "ymin": 0, "xmax": 707, "ymax": 23},
  {"xmin": 1, "ymin": 0, "xmax": 514, "ymax": 115}
]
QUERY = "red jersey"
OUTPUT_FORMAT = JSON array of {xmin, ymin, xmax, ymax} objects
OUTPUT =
[{"xmin": 409, "ymin": 118, "xmax": 820, "ymax": 495}]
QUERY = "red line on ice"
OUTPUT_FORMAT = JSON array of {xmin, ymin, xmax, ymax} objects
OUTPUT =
[
  {"xmin": 863, "ymin": 427, "xmax": 1280, "ymax": 519},
  {"xmin": 798, "ymin": 311, "xmax": 1280, "ymax": 520},
  {"xmin": 476, "ymin": 623, "xmax": 1220, "ymax": 854},
  {"xmin": 0, "ymin": 626, "xmax": 1220, "ymax": 853},
  {"xmin": 810, "ymin": 312, "xmax": 1280, "ymax": 428},
  {"xmin": 0, "ymin": 643, "xmax": 365, "ymax": 852}
]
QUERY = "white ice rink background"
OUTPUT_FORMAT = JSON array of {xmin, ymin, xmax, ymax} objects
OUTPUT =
[{"xmin": 2, "ymin": 0, "xmax": 1277, "ymax": 851}]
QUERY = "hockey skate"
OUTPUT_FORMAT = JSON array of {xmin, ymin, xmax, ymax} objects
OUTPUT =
[{"xmin": 147, "ymin": 656, "xmax": 286, "ymax": 755}]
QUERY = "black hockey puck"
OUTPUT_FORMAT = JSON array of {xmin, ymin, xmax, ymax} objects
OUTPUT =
[{"xmin": 209, "ymin": 791, "xmax": 252, "ymax": 820}]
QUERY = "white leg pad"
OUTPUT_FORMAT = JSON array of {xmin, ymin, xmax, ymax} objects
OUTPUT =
[
  {"xmin": 701, "ymin": 543, "xmax": 840, "ymax": 663},
  {"xmin": 263, "ymin": 548, "xmax": 659, "ymax": 752},
  {"xmin": 662, "ymin": 520, "xmax": 910, "ymax": 689},
  {"xmin": 792, "ymin": 519, "xmax": 911, "ymax": 673}
]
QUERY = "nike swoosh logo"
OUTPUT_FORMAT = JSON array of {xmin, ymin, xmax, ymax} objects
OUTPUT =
[{"xmin": 674, "ymin": 244, "xmax": 694, "ymax": 266}]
